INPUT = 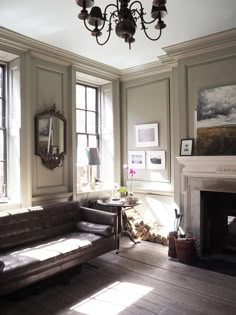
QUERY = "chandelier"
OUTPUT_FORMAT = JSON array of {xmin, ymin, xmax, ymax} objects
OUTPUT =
[{"xmin": 75, "ymin": 0, "xmax": 167, "ymax": 49}]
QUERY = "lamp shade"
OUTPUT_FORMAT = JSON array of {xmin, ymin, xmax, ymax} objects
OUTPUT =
[
  {"xmin": 86, "ymin": 148, "xmax": 101, "ymax": 165},
  {"xmin": 151, "ymin": 5, "xmax": 167, "ymax": 19},
  {"xmin": 88, "ymin": 6, "xmax": 103, "ymax": 26},
  {"xmin": 75, "ymin": 0, "xmax": 94, "ymax": 8}
]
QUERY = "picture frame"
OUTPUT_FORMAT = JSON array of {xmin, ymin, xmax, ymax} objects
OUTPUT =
[
  {"xmin": 196, "ymin": 84, "xmax": 236, "ymax": 155},
  {"xmin": 180, "ymin": 139, "xmax": 194, "ymax": 156},
  {"xmin": 135, "ymin": 123, "xmax": 159, "ymax": 147},
  {"xmin": 146, "ymin": 150, "xmax": 165, "ymax": 170},
  {"xmin": 128, "ymin": 151, "xmax": 145, "ymax": 169}
]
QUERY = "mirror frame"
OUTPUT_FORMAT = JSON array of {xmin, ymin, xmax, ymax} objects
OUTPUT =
[{"xmin": 35, "ymin": 104, "xmax": 66, "ymax": 170}]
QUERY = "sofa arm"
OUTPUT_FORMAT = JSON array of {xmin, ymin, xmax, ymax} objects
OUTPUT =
[{"xmin": 80, "ymin": 206, "xmax": 117, "ymax": 229}]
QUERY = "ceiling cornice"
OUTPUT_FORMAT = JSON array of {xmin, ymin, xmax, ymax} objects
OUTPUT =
[
  {"xmin": 120, "ymin": 60, "xmax": 173, "ymax": 82},
  {"xmin": 0, "ymin": 27, "xmax": 120, "ymax": 80},
  {"xmin": 163, "ymin": 27, "xmax": 236, "ymax": 61},
  {"xmin": 1, "ymin": 27, "xmax": 236, "ymax": 82}
]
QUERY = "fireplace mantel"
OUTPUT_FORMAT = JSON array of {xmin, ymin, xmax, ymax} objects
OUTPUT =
[{"xmin": 176, "ymin": 156, "xmax": 236, "ymax": 179}]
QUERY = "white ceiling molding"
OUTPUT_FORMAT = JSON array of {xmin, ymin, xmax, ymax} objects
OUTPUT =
[
  {"xmin": 30, "ymin": 51, "xmax": 71, "ymax": 67},
  {"xmin": 163, "ymin": 27, "xmax": 236, "ymax": 61},
  {"xmin": 120, "ymin": 60, "xmax": 173, "ymax": 82},
  {"xmin": 0, "ymin": 27, "xmax": 120, "ymax": 81},
  {"xmin": 1, "ymin": 26, "xmax": 236, "ymax": 82}
]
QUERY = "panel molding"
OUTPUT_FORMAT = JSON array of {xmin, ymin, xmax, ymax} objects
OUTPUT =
[{"xmin": 32, "ymin": 61, "xmax": 68, "ymax": 196}]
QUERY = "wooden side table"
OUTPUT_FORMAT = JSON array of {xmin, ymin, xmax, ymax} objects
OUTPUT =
[{"xmin": 96, "ymin": 199, "xmax": 141, "ymax": 253}]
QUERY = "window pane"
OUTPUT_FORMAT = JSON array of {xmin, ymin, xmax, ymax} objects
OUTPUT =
[
  {"xmin": 77, "ymin": 165, "xmax": 88, "ymax": 188},
  {"xmin": 77, "ymin": 134, "xmax": 87, "ymax": 165},
  {"xmin": 76, "ymin": 110, "xmax": 85, "ymax": 133},
  {"xmin": 87, "ymin": 87, "xmax": 96, "ymax": 111},
  {"xmin": 0, "ymin": 67, "xmax": 3, "ymax": 97},
  {"xmin": 88, "ymin": 135, "xmax": 97, "ymax": 148},
  {"xmin": 0, "ymin": 130, "xmax": 4, "ymax": 161},
  {"xmin": 87, "ymin": 111, "xmax": 96, "ymax": 134},
  {"xmin": 76, "ymin": 85, "xmax": 85, "ymax": 109},
  {"xmin": 0, "ymin": 162, "xmax": 5, "ymax": 189},
  {"xmin": 0, "ymin": 99, "xmax": 3, "ymax": 128}
]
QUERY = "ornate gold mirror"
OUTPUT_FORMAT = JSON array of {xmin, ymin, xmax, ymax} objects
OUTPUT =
[{"xmin": 35, "ymin": 104, "xmax": 66, "ymax": 170}]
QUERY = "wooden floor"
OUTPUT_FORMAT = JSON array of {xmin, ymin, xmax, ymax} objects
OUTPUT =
[{"xmin": 1, "ymin": 239, "xmax": 236, "ymax": 315}]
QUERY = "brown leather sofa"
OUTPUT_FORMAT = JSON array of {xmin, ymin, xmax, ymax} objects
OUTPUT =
[{"xmin": 0, "ymin": 201, "xmax": 117, "ymax": 296}]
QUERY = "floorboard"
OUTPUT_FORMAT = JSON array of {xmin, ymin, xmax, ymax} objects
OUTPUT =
[{"xmin": 1, "ymin": 238, "xmax": 236, "ymax": 315}]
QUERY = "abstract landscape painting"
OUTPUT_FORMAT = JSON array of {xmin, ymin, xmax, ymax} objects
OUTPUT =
[{"xmin": 197, "ymin": 84, "xmax": 236, "ymax": 155}]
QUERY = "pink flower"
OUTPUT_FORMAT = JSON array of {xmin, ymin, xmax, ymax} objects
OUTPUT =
[
  {"xmin": 123, "ymin": 165, "xmax": 136, "ymax": 193},
  {"xmin": 129, "ymin": 168, "xmax": 136, "ymax": 176}
]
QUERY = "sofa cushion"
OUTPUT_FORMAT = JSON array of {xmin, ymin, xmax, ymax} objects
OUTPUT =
[
  {"xmin": 0, "ymin": 202, "xmax": 82, "ymax": 252},
  {"xmin": 0, "ymin": 261, "xmax": 4, "ymax": 272},
  {"xmin": 0, "ymin": 232, "xmax": 102, "ymax": 274},
  {"xmin": 76, "ymin": 221, "xmax": 113, "ymax": 237}
]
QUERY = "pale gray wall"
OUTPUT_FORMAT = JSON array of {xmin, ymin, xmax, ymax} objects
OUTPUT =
[
  {"xmin": 121, "ymin": 46, "xmax": 236, "ymax": 218},
  {"xmin": 1, "ymin": 28, "xmax": 236, "ymax": 213},
  {"xmin": 176, "ymin": 49, "xmax": 236, "ymax": 211},
  {"xmin": 121, "ymin": 73, "xmax": 174, "ymax": 193}
]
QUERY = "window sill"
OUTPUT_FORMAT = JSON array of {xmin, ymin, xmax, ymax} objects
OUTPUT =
[
  {"xmin": 0, "ymin": 200, "xmax": 21, "ymax": 212},
  {"xmin": 77, "ymin": 186, "xmax": 111, "ymax": 194}
]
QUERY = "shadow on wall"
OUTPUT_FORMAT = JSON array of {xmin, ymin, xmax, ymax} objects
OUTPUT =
[{"xmin": 135, "ymin": 194, "xmax": 177, "ymax": 232}]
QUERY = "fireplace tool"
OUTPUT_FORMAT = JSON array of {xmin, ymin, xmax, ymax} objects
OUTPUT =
[{"xmin": 174, "ymin": 209, "xmax": 183, "ymax": 235}]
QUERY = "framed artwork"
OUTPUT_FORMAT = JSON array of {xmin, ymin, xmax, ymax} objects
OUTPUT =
[
  {"xmin": 135, "ymin": 123, "xmax": 159, "ymax": 147},
  {"xmin": 128, "ymin": 151, "xmax": 145, "ymax": 169},
  {"xmin": 180, "ymin": 139, "xmax": 194, "ymax": 156},
  {"xmin": 146, "ymin": 150, "xmax": 165, "ymax": 170},
  {"xmin": 197, "ymin": 84, "xmax": 236, "ymax": 155}
]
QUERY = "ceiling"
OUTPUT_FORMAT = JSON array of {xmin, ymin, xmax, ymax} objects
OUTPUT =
[{"xmin": 1, "ymin": 0, "xmax": 236, "ymax": 70}]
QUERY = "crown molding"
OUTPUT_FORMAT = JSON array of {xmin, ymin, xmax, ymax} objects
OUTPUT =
[
  {"xmin": 163, "ymin": 27, "xmax": 236, "ymax": 61},
  {"xmin": 2, "ymin": 26, "xmax": 235, "ymax": 82},
  {"xmin": 30, "ymin": 51, "xmax": 71, "ymax": 67},
  {"xmin": 120, "ymin": 60, "xmax": 173, "ymax": 82},
  {"xmin": 0, "ymin": 27, "xmax": 120, "ymax": 80}
]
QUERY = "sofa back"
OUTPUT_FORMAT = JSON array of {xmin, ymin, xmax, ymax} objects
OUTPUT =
[{"xmin": 0, "ymin": 201, "xmax": 80, "ymax": 251}]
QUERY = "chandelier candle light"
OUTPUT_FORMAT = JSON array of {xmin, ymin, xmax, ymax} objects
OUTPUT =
[{"xmin": 75, "ymin": 0, "xmax": 168, "ymax": 49}]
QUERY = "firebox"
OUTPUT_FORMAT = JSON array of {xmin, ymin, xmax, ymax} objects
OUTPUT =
[{"xmin": 201, "ymin": 191, "xmax": 236, "ymax": 256}]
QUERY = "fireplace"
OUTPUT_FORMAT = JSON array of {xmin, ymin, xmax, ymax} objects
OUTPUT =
[{"xmin": 176, "ymin": 156, "xmax": 236, "ymax": 258}]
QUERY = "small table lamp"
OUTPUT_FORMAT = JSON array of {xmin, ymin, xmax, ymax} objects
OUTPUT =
[{"xmin": 86, "ymin": 147, "xmax": 101, "ymax": 189}]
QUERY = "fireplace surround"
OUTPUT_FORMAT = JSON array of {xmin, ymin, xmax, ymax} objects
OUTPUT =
[{"xmin": 176, "ymin": 156, "xmax": 236, "ymax": 257}]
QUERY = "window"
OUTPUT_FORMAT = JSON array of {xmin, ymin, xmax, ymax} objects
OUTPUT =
[
  {"xmin": 0, "ymin": 57, "xmax": 21, "ymax": 204},
  {"xmin": 76, "ymin": 75, "xmax": 115, "ymax": 192},
  {"xmin": 0, "ymin": 65, "xmax": 7, "ymax": 197},
  {"xmin": 76, "ymin": 83, "xmax": 99, "ymax": 188}
]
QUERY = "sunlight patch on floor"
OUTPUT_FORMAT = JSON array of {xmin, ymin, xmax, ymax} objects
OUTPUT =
[{"xmin": 70, "ymin": 281, "xmax": 153, "ymax": 315}]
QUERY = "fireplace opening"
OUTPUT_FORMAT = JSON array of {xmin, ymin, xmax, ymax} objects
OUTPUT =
[{"xmin": 201, "ymin": 191, "xmax": 236, "ymax": 257}]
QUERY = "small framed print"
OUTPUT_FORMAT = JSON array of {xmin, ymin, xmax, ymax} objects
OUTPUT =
[
  {"xmin": 135, "ymin": 123, "xmax": 159, "ymax": 147},
  {"xmin": 180, "ymin": 139, "xmax": 194, "ymax": 156},
  {"xmin": 128, "ymin": 151, "xmax": 145, "ymax": 169},
  {"xmin": 146, "ymin": 150, "xmax": 165, "ymax": 170}
]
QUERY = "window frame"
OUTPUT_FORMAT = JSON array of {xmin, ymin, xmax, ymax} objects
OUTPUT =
[
  {"xmin": 0, "ymin": 64, "xmax": 7, "ymax": 196},
  {"xmin": 76, "ymin": 82, "xmax": 100, "ymax": 185}
]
